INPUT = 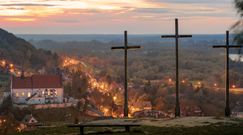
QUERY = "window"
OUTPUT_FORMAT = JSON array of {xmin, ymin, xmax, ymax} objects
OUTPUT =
[
  {"xmin": 22, "ymin": 92, "xmax": 25, "ymax": 96},
  {"xmin": 28, "ymin": 92, "xmax": 31, "ymax": 97},
  {"xmin": 16, "ymin": 92, "xmax": 19, "ymax": 97}
]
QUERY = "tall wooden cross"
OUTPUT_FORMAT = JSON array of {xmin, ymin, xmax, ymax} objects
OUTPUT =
[
  {"xmin": 161, "ymin": 18, "xmax": 192, "ymax": 117},
  {"xmin": 213, "ymin": 31, "xmax": 242, "ymax": 117},
  {"xmin": 111, "ymin": 31, "xmax": 141, "ymax": 117}
]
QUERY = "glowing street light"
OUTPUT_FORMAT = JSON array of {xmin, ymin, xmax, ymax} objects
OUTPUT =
[
  {"xmin": 1, "ymin": 60, "xmax": 6, "ymax": 66},
  {"xmin": 100, "ymin": 84, "xmax": 105, "ymax": 90},
  {"xmin": 168, "ymin": 78, "xmax": 172, "ymax": 83},
  {"xmin": 17, "ymin": 71, "xmax": 21, "ymax": 75},
  {"xmin": 16, "ymin": 127, "xmax": 21, "ymax": 132},
  {"xmin": 103, "ymin": 108, "xmax": 109, "ymax": 116},
  {"xmin": 113, "ymin": 96, "xmax": 117, "ymax": 101},
  {"xmin": 181, "ymin": 80, "xmax": 185, "ymax": 84},
  {"xmin": 10, "ymin": 64, "xmax": 14, "ymax": 68},
  {"xmin": 9, "ymin": 69, "xmax": 14, "ymax": 73},
  {"xmin": 131, "ymin": 107, "xmax": 136, "ymax": 113}
]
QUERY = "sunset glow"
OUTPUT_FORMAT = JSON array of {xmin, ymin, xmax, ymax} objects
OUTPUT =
[{"xmin": 0, "ymin": 0, "xmax": 238, "ymax": 34}]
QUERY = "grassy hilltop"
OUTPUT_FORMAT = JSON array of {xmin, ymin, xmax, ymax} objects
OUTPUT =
[{"xmin": 11, "ymin": 117, "xmax": 243, "ymax": 135}]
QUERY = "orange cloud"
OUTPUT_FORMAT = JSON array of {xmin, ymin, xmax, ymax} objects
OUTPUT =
[
  {"xmin": 0, "ymin": 0, "xmax": 166, "ymax": 16},
  {"xmin": 0, "ymin": 0, "xmax": 237, "ymax": 34},
  {"xmin": 4, "ymin": 17, "xmax": 35, "ymax": 22}
]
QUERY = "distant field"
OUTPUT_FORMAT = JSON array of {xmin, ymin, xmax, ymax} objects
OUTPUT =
[{"xmin": 17, "ymin": 34, "xmax": 226, "ymax": 43}]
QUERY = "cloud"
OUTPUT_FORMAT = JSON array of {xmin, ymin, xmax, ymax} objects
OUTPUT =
[
  {"xmin": 51, "ymin": 18, "xmax": 80, "ymax": 23},
  {"xmin": 4, "ymin": 17, "xmax": 35, "ymax": 22},
  {"xmin": 0, "ymin": 3, "xmax": 55, "ymax": 7},
  {"xmin": 0, "ymin": 0, "xmax": 237, "ymax": 34},
  {"xmin": 147, "ymin": 0, "xmax": 232, "ymax": 4},
  {"xmin": 133, "ymin": 8, "xmax": 169, "ymax": 13},
  {"xmin": 0, "ymin": 0, "xmax": 233, "ymax": 17}
]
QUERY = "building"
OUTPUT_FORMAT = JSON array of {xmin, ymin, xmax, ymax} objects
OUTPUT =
[
  {"xmin": 22, "ymin": 114, "xmax": 38, "ymax": 126},
  {"xmin": 130, "ymin": 101, "xmax": 152, "ymax": 115},
  {"xmin": 133, "ymin": 110, "xmax": 169, "ymax": 118},
  {"xmin": 0, "ymin": 91, "xmax": 10, "ymax": 106},
  {"xmin": 230, "ymin": 88, "xmax": 243, "ymax": 95},
  {"xmin": 190, "ymin": 81, "xmax": 203, "ymax": 90},
  {"xmin": 11, "ymin": 75, "xmax": 63, "ymax": 105},
  {"xmin": 229, "ymin": 54, "xmax": 243, "ymax": 62},
  {"xmin": 232, "ymin": 101, "xmax": 243, "ymax": 118}
]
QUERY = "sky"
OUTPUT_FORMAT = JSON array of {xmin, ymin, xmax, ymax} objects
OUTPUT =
[{"xmin": 0, "ymin": 0, "xmax": 240, "ymax": 34}]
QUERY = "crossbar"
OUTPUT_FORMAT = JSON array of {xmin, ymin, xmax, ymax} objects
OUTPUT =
[
  {"xmin": 213, "ymin": 45, "xmax": 242, "ymax": 48},
  {"xmin": 161, "ymin": 35, "xmax": 192, "ymax": 38},
  {"xmin": 111, "ymin": 46, "xmax": 141, "ymax": 50}
]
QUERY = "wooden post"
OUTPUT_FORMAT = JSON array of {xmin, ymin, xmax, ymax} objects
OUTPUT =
[
  {"xmin": 161, "ymin": 18, "xmax": 192, "ymax": 117},
  {"xmin": 213, "ymin": 31, "xmax": 242, "ymax": 117},
  {"xmin": 80, "ymin": 127, "xmax": 84, "ymax": 135},
  {"xmin": 111, "ymin": 31, "xmax": 141, "ymax": 117}
]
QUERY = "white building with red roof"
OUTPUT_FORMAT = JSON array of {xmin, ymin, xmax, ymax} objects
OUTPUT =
[{"xmin": 11, "ymin": 75, "xmax": 63, "ymax": 105}]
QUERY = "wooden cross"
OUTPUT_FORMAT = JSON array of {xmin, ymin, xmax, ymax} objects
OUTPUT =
[
  {"xmin": 213, "ymin": 31, "xmax": 242, "ymax": 117},
  {"xmin": 111, "ymin": 31, "xmax": 141, "ymax": 117},
  {"xmin": 161, "ymin": 18, "xmax": 192, "ymax": 117}
]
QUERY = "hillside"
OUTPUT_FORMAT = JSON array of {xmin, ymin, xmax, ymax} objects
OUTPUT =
[
  {"xmin": 0, "ymin": 28, "xmax": 59, "ymax": 73},
  {"xmin": 9, "ymin": 117, "xmax": 243, "ymax": 135}
]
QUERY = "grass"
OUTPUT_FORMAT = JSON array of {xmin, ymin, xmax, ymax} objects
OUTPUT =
[{"xmin": 10, "ymin": 121, "xmax": 243, "ymax": 135}]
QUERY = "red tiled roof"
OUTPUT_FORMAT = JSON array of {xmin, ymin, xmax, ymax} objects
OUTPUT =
[
  {"xmin": 12, "ymin": 75, "xmax": 62, "ymax": 89},
  {"xmin": 32, "ymin": 75, "xmax": 62, "ymax": 88},
  {"xmin": 12, "ymin": 77, "xmax": 32, "ymax": 89}
]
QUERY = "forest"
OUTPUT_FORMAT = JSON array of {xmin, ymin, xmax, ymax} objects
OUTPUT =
[{"xmin": 25, "ymin": 35, "xmax": 243, "ymax": 116}]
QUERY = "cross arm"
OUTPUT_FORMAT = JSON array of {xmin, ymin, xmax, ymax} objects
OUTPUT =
[
  {"xmin": 213, "ymin": 45, "xmax": 242, "ymax": 48},
  {"xmin": 229, "ymin": 45, "xmax": 242, "ymax": 48},
  {"xmin": 213, "ymin": 45, "xmax": 227, "ymax": 48},
  {"xmin": 111, "ymin": 46, "xmax": 141, "ymax": 50},
  {"xmin": 179, "ymin": 35, "xmax": 192, "ymax": 38},
  {"xmin": 127, "ymin": 46, "xmax": 141, "ymax": 49},
  {"xmin": 111, "ymin": 46, "xmax": 125, "ymax": 50},
  {"xmin": 161, "ymin": 35, "xmax": 192, "ymax": 38},
  {"xmin": 161, "ymin": 35, "xmax": 176, "ymax": 38}
]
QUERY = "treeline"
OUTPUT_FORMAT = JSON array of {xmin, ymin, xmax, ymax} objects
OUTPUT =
[
  {"xmin": 0, "ymin": 28, "xmax": 59, "ymax": 73},
  {"xmin": 30, "ymin": 38, "xmax": 243, "ymax": 88}
]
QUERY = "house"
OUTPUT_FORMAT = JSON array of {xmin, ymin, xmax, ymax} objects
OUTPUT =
[
  {"xmin": 0, "ymin": 91, "xmax": 10, "ymax": 106},
  {"xmin": 232, "ymin": 101, "xmax": 243, "ymax": 118},
  {"xmin": 22, "ymin": 114, "xmax": 38, "ymax": 126},
  {"xmin": 11, "ymin": 75, "xmax": 63, "ymax": 105},
  {"xmin": 190, "ymin": 81, "xmax": 203, "ymax": 90},
  {"xmin": 230, "ymin": 88, "xmax": 243, "ymax": 95},
  {"xmin": 229, "ymin": 54, "xmax": 243, "ymax": 62},
  {"xmin": 133, "ymin": 110, "xmax": 169, "ymax": 118},
  {"xmin": 130, "ymin": 101, "xmax": 152, "ymax": 115},
  {"xmin": 0, "ymin": 116, "xmax": 7, "ymax": 126}
]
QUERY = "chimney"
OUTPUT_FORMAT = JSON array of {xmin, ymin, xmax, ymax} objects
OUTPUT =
[{"xmin": 21, "ymin": 65, "xmax": 24, "ymax": 79}]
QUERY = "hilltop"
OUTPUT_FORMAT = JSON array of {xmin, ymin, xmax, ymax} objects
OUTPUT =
[
  {"xmin": 0, "ymin": 28, "xmax": 59, "ymax": 73},
  {"xmin": 9, "ymin": 117, "xmax": 243, "ymax": 135}
]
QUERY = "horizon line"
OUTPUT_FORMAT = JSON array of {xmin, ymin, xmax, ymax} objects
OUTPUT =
[{"xmin": 16, "ymin": 33, "xmax": 234, "ymax": 35}]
